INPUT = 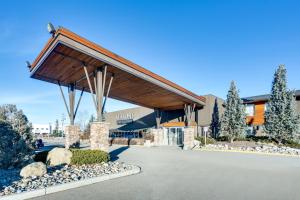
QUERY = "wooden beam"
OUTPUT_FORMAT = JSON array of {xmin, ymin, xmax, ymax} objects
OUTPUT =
[
  {"xmin": 96, "ymin": 67, "xmax": 103, "ymax": 121},
  {"xmin": 74, "ymin": 88, "xmax": 84, "ymax": 120},
  {"xmin": 68, "ymin": 83, "xmax": 75, "ymax": 125},
  {"xmin": 83, "ymin": 65, "xmax": 97, "ymax": 111},
  {"xmin": 102, "ymin": 74, "xmax": 114, "ymax": 114},
  {"xmin": 58, "ymin": 81, "xmax": 70, "ymax": 118},
  {"xmin": 155, "ymin": 108, "xmax": 162, "ymax": 128}
]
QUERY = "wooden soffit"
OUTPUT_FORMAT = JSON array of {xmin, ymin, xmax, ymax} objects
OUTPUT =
[{"xmin": 30, "ymin": 27, "xmax": 206, "ymax": 110}]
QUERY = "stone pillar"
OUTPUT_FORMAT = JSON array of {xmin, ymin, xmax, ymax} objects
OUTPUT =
[
  {"xmin": 65, "ymin": 125, "xmax": 80, "ymax": 149},
  {"xmin": 90, "ymin": 122, "xmax": 109, "ymax": 152},
  {"xmin": 152, "ymin": 128, "xmax": 164, "ymax": 146},
  {"xmin": 183, "ymin": 127, "xmax": 195, "ymax": 150}
]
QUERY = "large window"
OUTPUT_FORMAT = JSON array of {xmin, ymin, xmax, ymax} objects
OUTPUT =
[{"xmin": 245, "ymin": 104, "xmax": 254, "ymax": 116}]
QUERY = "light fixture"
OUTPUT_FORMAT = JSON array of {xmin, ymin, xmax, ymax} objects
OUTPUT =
[
  {"xmin": 47, "ymin": 23, "xmax": 56, "ymax": 37},
  {"xmin": 26, "ymin": 61, "xmax": 31, "ymax": 69}
]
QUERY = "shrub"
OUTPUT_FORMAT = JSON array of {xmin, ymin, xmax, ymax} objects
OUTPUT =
[
  {"xmin": 282, "ymin": 139, "xmax": 300, "ymax": 149},
  {"xmin": 195, "ymin": 136, "xmax": 216, "ymax": 145},
  {"xmin": 34, "ymin": 151, "xmax": 49, "ymax": 163},
  {"xmin": 0, "ymin": 120, "xmax": 32, "ymax": 169},
  {"xmin": 245, "ymin": 135, "xmax": 275, "ymax": 143},
  {"xmin": 70, "ymin": 149, "xmax": 109, "ymax": 165},
  {"xmin": 216, "ymin": 136, "xmax": 228, "ymax": 141}
]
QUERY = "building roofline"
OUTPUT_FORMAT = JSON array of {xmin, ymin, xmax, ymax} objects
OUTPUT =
[
  {"xmin": 242, "ymin": 90, "xmax": 300, "ymax": 103},
  {"xmin": 30, "ymin": 27, "xmax": 206, "ymax": 104}
]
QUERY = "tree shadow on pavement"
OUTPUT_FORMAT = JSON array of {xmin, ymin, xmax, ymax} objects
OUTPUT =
[{"xmin": 109, "ymin": 146, "xmax": 130, "ymax": 161}]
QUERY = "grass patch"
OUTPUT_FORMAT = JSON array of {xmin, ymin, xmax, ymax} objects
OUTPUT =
[
  {"xmin": 70, "ymin": 149, "xmax": 109, "ymax": 165},
  {"xmin": 281, "ymin": 140, "xmax": 300, "ymax": 149},
  {"xmin": 195, "ymin": 136, "xmax": 216, "ymax": 145}
]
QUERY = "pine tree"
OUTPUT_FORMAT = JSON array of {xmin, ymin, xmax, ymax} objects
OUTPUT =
[
  {"xmin": 210, "ymin": 98, "xmax": 221, "ymax": 138},
  {"xmin": 285, "ymin": 90, "xmax": 300, "ymax": 137},
  {"xmin": 52, "ymin": 119, "xmax": 61, "ymax": 136},
  {"xmin": 264, "ymin": 65, "xmax": 300, "ymax": 142},
  {"xmin": 220, "ymin": 81, "xmax": 246, "ymax": 143}
]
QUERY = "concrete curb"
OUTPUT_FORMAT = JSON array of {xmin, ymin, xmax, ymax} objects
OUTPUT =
[
  {"xmin": 0, "ymin": 165, "xmax": 141, "ymax": 200},
  {"xmin": 196, "ymin": 148, "xmax": 300, "ymax": 157}
]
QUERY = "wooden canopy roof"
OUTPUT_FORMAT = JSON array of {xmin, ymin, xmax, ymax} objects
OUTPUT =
[{"xmin": 30, "ymin": 27, "xmax": 205, "ymax": 110}]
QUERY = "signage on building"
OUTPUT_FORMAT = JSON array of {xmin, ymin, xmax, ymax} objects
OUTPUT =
[{"xmin": 116, "ymin": 113, "xmax": 134, "ymax": 125}]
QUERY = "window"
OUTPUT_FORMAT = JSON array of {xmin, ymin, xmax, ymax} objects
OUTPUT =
[
  {"xmin": 245, "ymin": 104, "xmax": 254, "ymax": 116},
  {"xmin": 264, "ymin": 102, "xmax": 269, "ymax": 111}
]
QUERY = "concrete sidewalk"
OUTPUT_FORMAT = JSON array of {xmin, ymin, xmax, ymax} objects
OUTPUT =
[{"xmin": 32, "ymin": 145, "xmax": 300, "ymax": 200}]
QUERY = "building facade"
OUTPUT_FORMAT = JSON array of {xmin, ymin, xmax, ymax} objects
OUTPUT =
[
  {"xmin": 242, "ymin": 90, "xmax": 300, "ymax": 135},
  {"xmin": 32, "ymin": 124, "xmax": 52, "ymax": 135},
  {"xmin": 105, "ymin": 94, "xmax": 224, "ymax": 146}
]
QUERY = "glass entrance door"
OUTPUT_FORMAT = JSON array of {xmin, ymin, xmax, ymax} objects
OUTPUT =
[{"xmin": 167, "ymin": 127, "xmax": 183, "ymax": 146}]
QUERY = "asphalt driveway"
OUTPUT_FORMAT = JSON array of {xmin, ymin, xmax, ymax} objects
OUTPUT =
[{"xmin": 32, "ymin": 145, "xmax": 300, "ymax": 200}]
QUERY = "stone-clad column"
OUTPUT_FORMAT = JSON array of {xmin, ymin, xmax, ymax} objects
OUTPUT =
[
  {"xmin": 65, "ymin": 125, "xmax": 80, "ymax": 149},
  {"xmin": 183, "ymin": 127, "xmax": 195, "ymax": 150},
  {"xmin": 152, "ymin": 128, "xmax": 164, "ymax": 146},
  {"xmin": 90, "ymin": 122, "xmax": 109, "ymax": 152},
  {"xmin": 151, "ymin": 129, "xmax": 158, "ymax": 145}
]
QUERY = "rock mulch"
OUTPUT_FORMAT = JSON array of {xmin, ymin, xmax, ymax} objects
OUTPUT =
[
  {"xmin": 0, "ymin": 162, "xmax": 134, "ymax": 197},
  {"xmin": 201, "ymin": 144, "xmax": 300, "ymax": 156}
]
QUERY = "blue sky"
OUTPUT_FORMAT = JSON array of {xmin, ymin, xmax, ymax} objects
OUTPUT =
[{"xmin": 0, "ymin": 0, "xmax": 299, "ymax": 125}]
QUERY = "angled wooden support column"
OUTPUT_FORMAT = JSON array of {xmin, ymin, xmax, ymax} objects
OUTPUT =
[
  {"xmin": 93, "ymin": 72, "xmax": 98, "ymax": 98},
  {"xmin": 58, "ymin": 81, "xmax": 70, "ymax": 118},
  {"xmin": 102, "ymin": 74, "xmax": 114, "ymax": 114},
  {"xmin": 83, "ymin": 64, "xmax": 97, "ymax": 111},
  {"xmin": 96, "ymin": 67, "xmax": 103, "ymax": 121},
  {"xmin": 74, "ymin": 87, "xmax": 85, "ymax": 120},
  {"xmin": 102, "ymin": 65, "xmax": 107, "ymax": 98},
  {"xmin": 154, "ymin": 108, "xmax": 162, "ymax": 128},
  {"xmin": 68, "ymin": 83, "xmax": 76, "ymax": 125},
  {"xmin": 184, "ymin": 103, "xmax": 196, "ymax": 126},
  {"xmin": 58, "ymin": 82, "xmax": 83, "ymax": 125}
]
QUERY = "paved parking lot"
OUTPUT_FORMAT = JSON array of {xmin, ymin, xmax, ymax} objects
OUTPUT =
[{"xmin": 33, "ymin": 145, "xmax": 300, "ymax": 200}]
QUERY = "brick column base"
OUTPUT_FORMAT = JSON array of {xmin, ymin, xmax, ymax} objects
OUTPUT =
[
  {"xmin": 65, "ymin": 125, "xmax": 80, "ymax": 149},
  {"xmin": 151, "ymin": 128, "xmax": 164, "ymax": 146},
  {"xmin": 183, "ymin": 127, "xmax": 195, "ymax": 150},
  {"xmin": 90, "ymin": 122, "xmax": 109, "ymax": 152}
]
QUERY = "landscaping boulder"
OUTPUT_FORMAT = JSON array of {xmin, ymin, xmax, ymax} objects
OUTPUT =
[
  {"xmin": 47, "ymin": 148, "xmax": 72, "ymax": 166},
  {"xmin": 20, "ymin": 162, "xmax": 47, "ymax": 178}
]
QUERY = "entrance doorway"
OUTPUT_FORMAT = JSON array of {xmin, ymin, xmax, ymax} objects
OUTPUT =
[{"xmin": 166, "ymin": 127, "xmax": 183, "ymax": 146}]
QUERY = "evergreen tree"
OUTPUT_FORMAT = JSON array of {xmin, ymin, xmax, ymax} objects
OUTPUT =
[
  {"xmin": 285, "ymin": 91, "xmax": 300, "ymax": 136},
  {"xmin": 0, "ymin": 104, "xmax": 32, "ymax": 144},
  {"xmin": 52, "ymin": 119, "xmax": 61, "ymax": 136},
  {"xmin": 0, "ymin": 120, "xmax": 32, "ymax": 169},
  {"xmin": 264, "ymin": 65, "xmax": 300, "ymax": 142},
  {"xmin": 220, "ymin": 81, "xmax": 246, "ymax": 143},
  {"xmin": 210, "ymin": 98, "xmax": 221, "ymax": 138},
  {"xmin": 79, "ymin": 115, "xmax": 95, "ymax": 139}
]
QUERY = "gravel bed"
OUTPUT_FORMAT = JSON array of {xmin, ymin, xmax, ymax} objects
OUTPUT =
[
  {"xmin": 201, "ymin": 144, "xmax": 300, "ymax": 155},
  {"xmin": 0, "ymin": 162, "xmax": 134, "ymax": 196}
]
